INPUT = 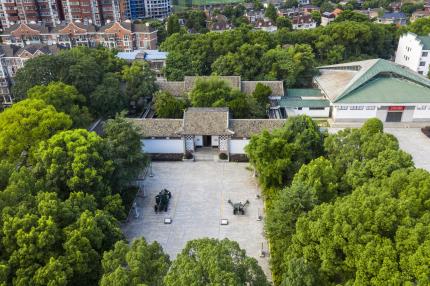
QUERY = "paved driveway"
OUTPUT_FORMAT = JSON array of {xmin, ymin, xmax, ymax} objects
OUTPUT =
[
  {"xmin": 329, "ymin": 127, "xmax": 430, "ymax": 172},
  {"xmin": 122, "ymin": 161, "xmax": 271, "ymax": 278},
  {"xmin": 385, "ymin": 128, "xmax": 430, "ymax": 172}
]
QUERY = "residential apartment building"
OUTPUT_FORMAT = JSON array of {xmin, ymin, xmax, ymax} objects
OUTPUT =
[
  {"xmin": 291, "ymin": 14, "xmax": 316, "ymax": 29},
  {"xmin": 143, "ymin": 0, "xmax": 170, "ymax": 19},
  {"xmin": 0, "ymin": 0, "xmax": 170, "ymax": 28},
  {"xmin": 395, "ymin": 32, "xmax": 430, "ymax": 76},
  {"xmin": 0, "ymin": 43, "xmax": 63, "ymax": 106},
  {"xmin": 0, "ymin": 21, "xmax": 158, "ymax": 51},
  {"xmin": 0, "ymin": 0, "xmax": 61, "ymax": 28}
]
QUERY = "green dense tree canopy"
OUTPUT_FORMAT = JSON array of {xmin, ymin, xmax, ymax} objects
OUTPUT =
[
  {"xmin": 100, "ymin": 238, "xmax": 170, "ymax": 286},
  {"xmin": 188, "ymin": 77, "xmax": 262, "ymax": 118},
  {"xmin": 276, "ymin": 16, "xmax": 292, "ymax": 29},
  {"xmin": 10, "ymin": 47, "xmax": 158, "ymax": 118},
  {"xmin": 33, "ymin": 129, "xmax": 114, "ymax": 201},
  {"xmin": 263, "ymin": 118, "xmax": 424, "ymax": 286},
  {"xmin": 121, "ymin": 61, "xmax": 158, "ymax": 112},
  {"xmin": 164, "ymin": 238, "xmax": 269, "ymax": 286},
  {"xmin": 245, "ymin": 115, "xmax": 324, "ymax": 189},
  {"xmin": 27, "ymin": 82, "xmax": 92, "ymax": 128},
  {"xmin": 89, "ymin": 73, "xmax": 126, "ymax": 118},
  {"xmin": 161, "ymin": 20, "xmax": 397, "ymax": 83},
  {"xmin": 0, "ymin": 99, "xmax": 72, "ymax": 163},
  {"xmin": 103, "ymin": 115, "xmax": 147, "ymax": 194},
  {"xmin": 167, "ymin": 14, "xmax": 181, "ymax": 36},
  {"xmin": 285, "ymin": 168, "xmax": 430, "ymax": 285},
  {"xmin": 154, "ymin": 91, "xmax": 188, "ymax": 118},
  {"xmin": 265, "ymin": 3, "xmax": 277, "ymax": 21}
]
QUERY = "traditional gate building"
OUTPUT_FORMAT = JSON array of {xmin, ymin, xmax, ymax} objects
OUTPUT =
[{"xmin": 130, "ymin": 107, "xmax": 286, "ymax": 160}]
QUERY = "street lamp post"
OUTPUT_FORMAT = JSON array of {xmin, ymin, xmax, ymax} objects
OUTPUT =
[{"xmin": 149, "ymin": 159, "xmax": 154, "ymax": 177}]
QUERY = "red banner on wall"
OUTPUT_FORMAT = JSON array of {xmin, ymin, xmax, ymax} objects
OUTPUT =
[{"xmin": 388, "ymin": 106, "xmax": 405, "ymax": 111}]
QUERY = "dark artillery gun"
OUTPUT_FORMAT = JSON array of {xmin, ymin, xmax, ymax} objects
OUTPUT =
[
  {"xmin": 154, "ymin": 189, "xmax": 172, "ymax": 213},
  {"xmin": 228, "ymin": 199, "xmax": 250, "ymax": 215}
]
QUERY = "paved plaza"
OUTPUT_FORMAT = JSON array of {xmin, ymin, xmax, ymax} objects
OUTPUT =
[
  {"xmin": 329, "ymin": 127, "xmax": 430, "ymax": 172},
  {"xmin": 122, "ymin": 161, "xmax": 271, "ymax": 278},
  {"xmin": 385, "ymin": 128, "xmax": 430, "ymax": 172}
]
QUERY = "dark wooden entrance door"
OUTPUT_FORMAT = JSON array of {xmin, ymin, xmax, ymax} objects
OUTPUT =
[
  {"xmin": 203, "ymin": 135, "xmax": 212, "ymax": 147},
  {"xmin": 386, "ymin": 112, "xmax": 403, "ymax": 122}
]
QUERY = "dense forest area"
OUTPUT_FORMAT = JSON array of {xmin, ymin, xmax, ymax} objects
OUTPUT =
[
  {"xmin": 161, "ymin": 18, "xmax": 397, "ymax": 84},
  {"xmin": 245, "ymin": 116, "xmax": 430, "ymax": 285}
]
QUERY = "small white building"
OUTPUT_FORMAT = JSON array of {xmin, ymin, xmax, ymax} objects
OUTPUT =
[
  {"xmin": 130, "ymin": 107, "xmax": 286, "ymax": 161},
  {"xmin": 315, "ymin": 59, "xmax": 430, "ymax": 123},
  {"xmin": 277, "ymin": 88, "xmax": 330, "ymax": 118},
  {"xmin": 395, "ymin": 32, "xmax": 430, "ymax": 76}
]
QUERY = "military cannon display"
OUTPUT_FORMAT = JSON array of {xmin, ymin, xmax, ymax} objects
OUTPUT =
[
  {"xmin": 228, "ymin": 199, "xmax": 250, "ymax": 215},
  {"xmin": 154, "ymin": 189, "xmax": 172, "ymax": 213}
]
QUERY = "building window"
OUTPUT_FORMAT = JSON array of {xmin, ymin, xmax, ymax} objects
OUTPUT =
[
  {"xmin": 366, "ymin": 106, "xmax": 376, "ymax": 110},
  {"xmin": 350, "ymin": 106, "xmax": 364, "ymax": 110},
  {"xmin": 297, "ymin": 107, "xmax": 302, "ymax": 110},
  {"xmin": 417, "ymin": 105, "xmax": 427, "ymax": 110},
  {"xmin": 423, "ymin": 52, "xmax": 428, "ymax": 57},
  {"xmin": 309, "ymin": 107, "xmax": 325, "ymax": 110},
  {"xmin": 419, "ymin": 71, "xmax": 424, "ymax": 74},
  {"xmin": 338, "ymin": 106, "xmax": 348, "ymax": 110},
  {"xmin": 420, "ymin": 61, "xmax": 426, "ymax": 66}
]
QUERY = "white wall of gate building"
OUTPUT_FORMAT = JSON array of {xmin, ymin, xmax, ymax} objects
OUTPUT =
[{"xmin": 142, "ymin": 139, "xmax": 183, "ymax": 153}]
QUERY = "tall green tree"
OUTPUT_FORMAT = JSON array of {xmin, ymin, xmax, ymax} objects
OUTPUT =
[
  {"xmin": 11, "ymin": 55, "xmax": 60, "ymax": 101},
  {"xmin": 167, "ymin": 14, "xmax": 181, "ymax": 35},
  {"xmin": 276, "ymin": 16, "xmax": 292, "ymax": 29},
  {"xmin": 265, "ymin": 3, "xmax": 277, "ymax": 21},
  {"xmin": 121, "ymin": 61, "xmax": 158, "ymax": 112},
  {"xmin": 164, "ymin": 238, "xmax": 269, "ymax": 286},
  {"xmin": 0, "ymin": 99, "xmax": 72, "ymax": 163},
  {"xmin": 154, "ymin": 91, "xmax": 187, "ymax": 118},
  {"xmin": 245, "ymin": 115, "xmax": 324, "ymax": 189},
  {"xmin": 33, "ymin": 129, "xmax": 114, "ymax": 201},
  {"xmin": 103, "ymin": 115, "xmax": 148, "ymax": 194},
  {"xmin": 27, "ymin": 82, "xmax": 92, "ymax": 128},
  {"xmin": 89, "ymin": 73, "xmax": 126, "ymax": 118},
  {"xmin": 100, "ymin": 238, "xmax": 170, "ymax": 286}
]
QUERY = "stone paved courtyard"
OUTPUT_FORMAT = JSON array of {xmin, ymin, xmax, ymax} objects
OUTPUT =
[{"xmin": 122, "ymin": 161, "xmax": 271, "ymax": 279}]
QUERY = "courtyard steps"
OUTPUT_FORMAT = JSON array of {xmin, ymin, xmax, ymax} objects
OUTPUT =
[{"xmin": 193, "ymin": 147, "xmax": 219, "ymax": 161}]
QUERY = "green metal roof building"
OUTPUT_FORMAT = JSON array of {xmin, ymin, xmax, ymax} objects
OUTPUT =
[
  {"xmin": 278, "ymin": 88, "xmax": 330, "ymax": 118},
  {"xmin": 313, "ymin": 59, "xmax": 430, "ymax": 123}
]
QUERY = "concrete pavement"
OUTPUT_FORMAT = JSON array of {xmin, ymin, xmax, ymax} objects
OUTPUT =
[{"xmin": 121, "ymin": 161, "xmax": 271, "ymax": 279}]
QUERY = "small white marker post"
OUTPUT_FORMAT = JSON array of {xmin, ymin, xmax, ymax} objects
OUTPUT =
[
  {"xmin": 260, "ymin": 242, "xmax": 265, "ymax": 258},
  {"xmin": 257, "ymin": 208, "xmax": 262, "ymax": 221}
]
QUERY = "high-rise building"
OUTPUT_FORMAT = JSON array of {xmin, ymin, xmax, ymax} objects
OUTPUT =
[
  {"xmin": 0, "ymin": 0, "xmax": 171, "ymax": 29},
  {"xmin": 144, "ymin": 0, "xmax": 170, "ymax": 19},
  {"xmin": 124, "ymin": 0, "xmax": 146, "ymax": 20},
  {"xmin": 61, "ymin": 0, "xmax": 103, "ymax": 25}
]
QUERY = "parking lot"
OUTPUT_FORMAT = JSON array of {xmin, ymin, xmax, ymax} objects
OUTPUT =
[{"xmin": 122, "ymin": 161, "xmax": 270, "ymax": 278}]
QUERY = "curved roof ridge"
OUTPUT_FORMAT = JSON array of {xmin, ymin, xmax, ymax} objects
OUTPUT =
[{"xmin": 334, "ymin": 59, "xmax": 430, "ymax": 102}]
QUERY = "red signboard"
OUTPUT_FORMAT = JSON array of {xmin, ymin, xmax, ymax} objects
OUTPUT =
[{"xmin": 388, "ymin": 106, "xmax": 405, "ymax": 111}]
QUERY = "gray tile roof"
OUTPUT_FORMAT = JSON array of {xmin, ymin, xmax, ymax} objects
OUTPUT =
[
  {"xmin": 156, "ymin": 81, "xmax": 186, "ymax": 96},
  {"xmin": 184, "ymin": 76, "xmax": 241, "ymax": 91},
  {"xmin": 182, "ymin": 107, "xmax": 233, "ymax": 135},
  {"xmin": 230, "ymin": 119, "xmax": 286, "ymax": 138},
  {"xmin": 241, "ymin": 81, "xmax": 284, "ymax": 97},
  {"xmin": 129, "ymin": 110, "xmax": 286, "ymax": 138},
  {"xmin": 129, "ymin": 118, "xmax": 183, "ymax": 137}
]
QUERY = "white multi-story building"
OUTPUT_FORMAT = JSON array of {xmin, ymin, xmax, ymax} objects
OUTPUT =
[{"xmin": 395, "ymin": 32, "xmax": 430, "ymax": 76}]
